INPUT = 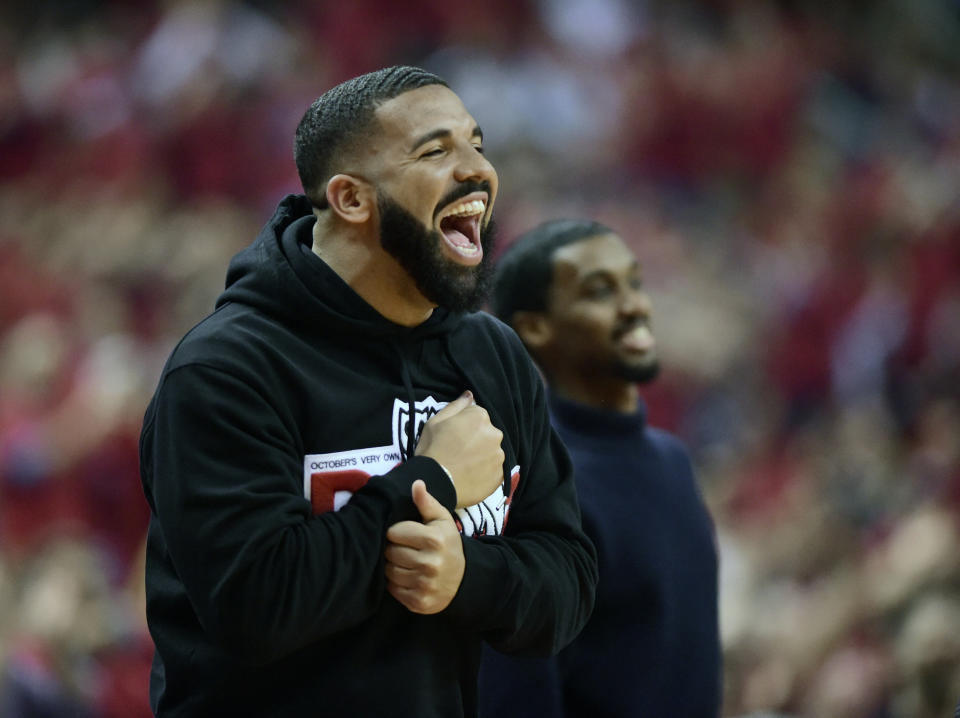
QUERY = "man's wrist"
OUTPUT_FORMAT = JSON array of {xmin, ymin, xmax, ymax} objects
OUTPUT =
[
  {"xmin": 404, "ymin": 455, "xmax": 457, "ymax": 511},
  {"xmin": 436, "ymin": 462, "xmax": 458, "ymax": 503}
]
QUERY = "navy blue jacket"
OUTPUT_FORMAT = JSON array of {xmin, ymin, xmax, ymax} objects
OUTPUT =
[{"xmin": 480, "ymin": 394, "xmax": 721, "ymax": 717}]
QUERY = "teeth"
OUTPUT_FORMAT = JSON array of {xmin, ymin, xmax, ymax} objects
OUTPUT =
[
  {"xmin": 622, "ymin": 325, "xmax": 653, "ymax": 350},
  {"xmin": 443, "ymin": 199, "xmax": 485, "ymax": 218}
]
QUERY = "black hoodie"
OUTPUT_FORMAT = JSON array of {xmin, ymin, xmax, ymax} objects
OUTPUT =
[{"xmin": 139, "ymin": 195, "xmax": 597, "ymax": 717}]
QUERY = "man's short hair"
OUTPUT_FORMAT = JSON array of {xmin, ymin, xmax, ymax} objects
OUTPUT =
[
  {"xmin": 491, "ymin": 219, "xmax": 614, "ymax": 324},
  {"xmin": 294, "ymin": 66, "xmax": 448, "ymax": 208}
]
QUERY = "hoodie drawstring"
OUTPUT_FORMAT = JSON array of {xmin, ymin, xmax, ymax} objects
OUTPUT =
[{"xmin": 393, "ymin": 342, "xmax": 418, "ymax": 460}]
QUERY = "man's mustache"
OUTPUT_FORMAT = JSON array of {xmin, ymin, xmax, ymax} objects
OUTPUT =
[{"xmin": 434, "ymin": 181, "xmax": 492, "ymax": 219}]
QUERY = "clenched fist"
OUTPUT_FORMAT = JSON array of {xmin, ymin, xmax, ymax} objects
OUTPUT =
[{"xmin": 415, "ymin": 390, "xmax": 505, "ymax": 508}]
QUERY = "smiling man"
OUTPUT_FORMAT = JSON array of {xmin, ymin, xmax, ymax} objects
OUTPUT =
[
  {"xmin": 138, "ymin": 67, "xmax": 596, "ymax": 717},
  {"xmin": 479, "ymin": 219, "xmax": 722, "ymax": 718}
]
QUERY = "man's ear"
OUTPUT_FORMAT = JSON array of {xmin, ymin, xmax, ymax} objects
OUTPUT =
[
  {"xmin": 325, "ymin": 174, "xmax": 374, "ymax": 224},
  {"xmin": 512, "ymin": 310, "xmax": 553, "ymax": 351}
]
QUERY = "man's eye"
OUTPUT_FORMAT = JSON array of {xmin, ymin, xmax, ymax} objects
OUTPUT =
[
  {"xmin": 583, "ymin": 284, "xmax": 614, "ymax": 299},
  {"xmin": 421, "ymin": 148, "xmax": 444, "ymax": 158},
  {"xmin": 473, "ymin": 145, "xmax": 485, "ymax": 154}
]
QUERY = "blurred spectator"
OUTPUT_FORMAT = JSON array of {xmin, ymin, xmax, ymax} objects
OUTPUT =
[{"xmin": 0, "ymin": 537, "xmax": 150, "ymax": 718}]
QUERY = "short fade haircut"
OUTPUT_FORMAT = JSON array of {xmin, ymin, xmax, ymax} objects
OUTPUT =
[
  {"xmin": 294, "ymin": 66, "xmax": 448, "ymax": 208},
  {"xmin": 491, "ymin": 219, "xmax": 614, "ymax": 324}
]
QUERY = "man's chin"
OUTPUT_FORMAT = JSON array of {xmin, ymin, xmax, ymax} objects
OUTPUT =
[
  {"xmin": 616, "ymin": 359, "xmax": 660, "ymax": 385},
  {"xmin": 431, "ymin": 265, "xmax": 489, "ymax": 313}
]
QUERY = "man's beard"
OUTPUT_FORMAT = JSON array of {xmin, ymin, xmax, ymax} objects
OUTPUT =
[
  {"xmin": 377, "ymin": 188, "xmax": 497, "ymax": 313},
  {"xmin": 614, "ymin": 359, "xmax": 660, "ymax": 385}
]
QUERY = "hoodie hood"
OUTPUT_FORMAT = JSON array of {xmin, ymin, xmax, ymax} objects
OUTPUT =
[{"xmin": 216, "ymin": 194, "xmax": 460, "ymax": 340}]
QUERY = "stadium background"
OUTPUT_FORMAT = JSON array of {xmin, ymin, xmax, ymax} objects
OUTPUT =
[{"xmin": 0, "ymin": 0, "xmax": 959, "ymax": 715}]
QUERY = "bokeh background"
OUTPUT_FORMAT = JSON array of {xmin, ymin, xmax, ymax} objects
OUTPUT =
[{"xmin": 1, "ymin": 0, "xmax": 959, "ymax": 716}]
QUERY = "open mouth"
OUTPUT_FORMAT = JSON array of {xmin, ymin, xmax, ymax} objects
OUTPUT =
[
  {"xmin": 438, "ymin": 197, "xmax": 486, "ymax": 265},
  {"xmin": 617, "ymin": 323, "xmax": 655, "ymax": 352}
]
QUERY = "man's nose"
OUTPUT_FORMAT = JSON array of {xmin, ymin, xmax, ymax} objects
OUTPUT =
[
  {"xmin": 620, "ymin": 289, "xmax": 651, "ymax": 318},
  {"xmin": 453, "ymin": 146, "xmax": 497, "ymax": 187}
]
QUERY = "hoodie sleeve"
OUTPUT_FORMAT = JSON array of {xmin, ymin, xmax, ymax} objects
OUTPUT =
[
  {"xmin": 441, "ymin": 337, "xmax": 598, "ymax": 656},
  {"xmin": 141, "ymin": 361, "xmax": 454, "ymax": 665}
]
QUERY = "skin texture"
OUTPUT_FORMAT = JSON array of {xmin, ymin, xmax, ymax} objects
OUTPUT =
[
  {"xmin": 513, "ymin": 233, "xmax": 658, "ymax": 414},
  {"xmin": 305, "ymin": 85, "xmax": 504, "ymax": 615}
]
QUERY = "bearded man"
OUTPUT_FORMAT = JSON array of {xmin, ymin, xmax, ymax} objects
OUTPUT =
[{"xmin": 139, "ymin": 67, "xmax": 597, "ymax": 718}]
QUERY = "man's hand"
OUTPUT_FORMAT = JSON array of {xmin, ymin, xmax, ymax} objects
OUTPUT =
[
  {"xmin": 415, "ymin": 390, "xmax": 505, "ymax": 508},
  {"xmin": 385, "ymin": 480, "xmax": 465, "ymax": 614}
]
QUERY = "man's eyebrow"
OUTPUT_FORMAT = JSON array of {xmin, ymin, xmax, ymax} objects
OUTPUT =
[
  {"xmin": 579, "ymin": 262, "xmax": 640, "ymax": 285},
  {"xmin": 578, "ymin": 269, "xmax": 616, "ymax": 285},
  {"xmin": 409, "ymin": 125, "xmax": 484, "ymax": 153}
]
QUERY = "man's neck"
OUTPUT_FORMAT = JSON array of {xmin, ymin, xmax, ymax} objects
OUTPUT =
[
  {"xmin": 312, "ymin": 223, "xmax": 435, "ymax": 327},
  {"xmin": 550, "ymin": 379, "xmax": 638, "ymax": 414}
]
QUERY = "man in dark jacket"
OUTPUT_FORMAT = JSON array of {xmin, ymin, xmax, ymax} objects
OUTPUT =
[
  {"xmin": 139, "ymin": 66, "xmax": 597, "ymax": 717},
  {"xmin": 479, "ymin": 219, "xmax": 721, "ymax": 717}
]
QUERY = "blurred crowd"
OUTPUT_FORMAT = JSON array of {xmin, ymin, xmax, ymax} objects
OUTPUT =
[{"xmin": 1, "ymin": 0, "xmax": 958, "ymax": 716}]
